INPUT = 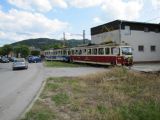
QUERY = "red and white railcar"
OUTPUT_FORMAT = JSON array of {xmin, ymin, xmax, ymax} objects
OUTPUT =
[{"xmin": 70, "ymin": 44, "xmax": 133, "ymax": 66}]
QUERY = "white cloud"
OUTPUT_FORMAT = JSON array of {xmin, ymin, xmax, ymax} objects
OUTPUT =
[
  {"xmin": 32, "ymin": 0, "xmax": 52, "ymax": 12},
  {"xmin": 51, "ymin": 0, "xmax": 68, "ymax": 8},
  {"xmin": 101, "ymin": 0, "xmax": 143, "ymax": 20},
  {"xmin": 0, "ymin": 9, "xmax": 69, "ymax": 43},
  {"xmin": 7, "ymin": 0, "xmax": 144, "ymax": 20},
  {"xmin": 70, "ymin": 0, "xmax": 102, "ymax": 8},
  {"xmin": 69, "ymin": 0, "xmax": 143, "ymax": 20},
  {"xmin": 151, "ymin": 0, "xmax": 160, "ymax": 9},
  {"xmin": 8, "ymin": 0, "xmax": 33, "ymax": 11},
  {"xmin": 93, "ymin": 17, "xmax": 103, "ymax": 24},
  {"xmin": 8, "ymin": 0, "xmax": 68, "ymax": 12}
]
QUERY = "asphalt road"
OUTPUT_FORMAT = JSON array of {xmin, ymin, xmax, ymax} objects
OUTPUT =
[{"xmin": 0, "ymin": 63, "xmax": 44, "ymax": 120}]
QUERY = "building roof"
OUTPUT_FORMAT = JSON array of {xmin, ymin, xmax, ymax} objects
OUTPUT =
[{"xmin": 91, "ymin": 20, "xmax": 160, "ymax": 35}]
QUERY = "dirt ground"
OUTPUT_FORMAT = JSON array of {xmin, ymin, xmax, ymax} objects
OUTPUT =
[{"xmin": 131, "ymin": 63, "xmax": 160, "ymax": 72}]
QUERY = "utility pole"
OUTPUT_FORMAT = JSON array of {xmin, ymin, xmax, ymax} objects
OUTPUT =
[{"xmin": 83, "ymin": 30, "xmax": 85, "ymax": 44}]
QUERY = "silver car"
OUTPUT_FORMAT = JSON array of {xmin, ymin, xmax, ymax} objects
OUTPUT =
[{"xmin": 12, "ymin": 58, "xmax": 28, "ymax": 70}]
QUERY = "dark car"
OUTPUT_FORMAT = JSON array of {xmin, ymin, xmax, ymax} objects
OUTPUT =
[
  {"xmin": 28, "ymin": 56, "xmax": 41, "ymax": 63},
  {"xmin": 8, "ymin": 57, "xmax": 16, "ymax": 62},
  {"xmin": 0, "ymin": 57, "xmax": 9, "ymax": 63}
]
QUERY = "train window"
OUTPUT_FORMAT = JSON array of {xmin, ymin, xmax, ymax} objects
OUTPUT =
[
  {"xmin": 93, "ymin": 48, "xmax": 97, "ymax": 55},
  {"xmin": 87, "ymin": 49, "xmax": 92, "ymax": 55},
  {"xmin": 71, "ymin": 50, "xmax": 74, "ymax": 55},
  {"xmin": 98, "ymin": 48, "xmax": 104, "ymax": 55},
  {"xmin": 68, "ymin": 50, "xmax": 71, "ymax": 55},
  {"xmin": 58, "ymin": 51, "xmax": 61, "ymax": 55},
  {"xmin": 105, "ymin": 48, "xmax": 110, "ymax": 55},
  {"xmin": 63, "ymin": 50, "xmax": 67, "ymax": 55},
  {"xmin": 83, "ymin": 49, "xmax": 87, "ymax": 54},
  {"xmin": 75, "ymin": 50, "xmax": 78, "ymax": 55},
  {"xmin": 79, "ymin": 50, "xmax": 82, "ymax": 55},
  {"xmin": 57, "ymin": 51, "xmax": 60, "ymax": 55},
  {"xmin": 111, "ymin": 47, "xmax": 120, "ymax": 55}
]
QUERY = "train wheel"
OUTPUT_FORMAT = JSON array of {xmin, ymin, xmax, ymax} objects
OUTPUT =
[{"xmin": 111, "ymin": 61, "xmax": 116, "ymax": 66}]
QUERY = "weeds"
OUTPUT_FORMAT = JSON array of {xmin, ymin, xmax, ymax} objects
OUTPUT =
[
  {"xmin": 52, "ymin": 93, "xmax": 70, "ymax": 105},
  {"xmin": 22, "ymin": 67, "xmax": 160, "ymax": 120},
  {"xmin": 22, "ymin": 100, "xmax": 55, "ymax": 120}
]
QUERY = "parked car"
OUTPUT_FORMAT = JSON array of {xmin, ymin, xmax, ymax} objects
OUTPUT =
[
  {"xmin": 12, "ymin": 58, "xmax": 28, "ymax": 70},
  {"xmin": 9, "ymin": 57, "xmax": 16, "ymax": 62},
  {"xmin": 0, "ymin": 57, "xmax": 9, "ymax": 63},
  {"xmin": 28, "ymin": 56, "xmax": 41, "ymax": 63}
]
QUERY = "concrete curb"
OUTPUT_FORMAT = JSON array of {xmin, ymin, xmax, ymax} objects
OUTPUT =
[{"xmin": 18, "ymin": 79, "xmax": 47, "ymax": 120}]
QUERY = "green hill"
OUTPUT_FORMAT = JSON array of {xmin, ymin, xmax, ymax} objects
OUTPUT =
[{"xmin": 11, "ymin": 38, "xmax": 91, "ymax": 50}]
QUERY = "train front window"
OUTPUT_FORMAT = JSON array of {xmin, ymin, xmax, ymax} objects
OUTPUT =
[{"xmin": 121, "ymin": 47, "xmax": 132, "ymax": 55}]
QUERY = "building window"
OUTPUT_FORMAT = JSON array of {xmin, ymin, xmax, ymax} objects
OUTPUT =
[
  {"xmin": 124, "ymin": 26, "xmax": 131, "ymax": 35},
  {"xmin": 138, "ymin": 45, "xmax": 144, "ymax": 52},
  {"xmin": 144, "ymin": 27, "xmax": 149, "ymax": 32},
  {"xmin": 151, "ymin": 45, "xmax": 156, "ymax": 52}
]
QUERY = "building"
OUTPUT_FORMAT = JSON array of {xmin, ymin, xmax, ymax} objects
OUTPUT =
[{"xmin": 91, "ymin": 20, "xmax": 160, "ymax": 62}]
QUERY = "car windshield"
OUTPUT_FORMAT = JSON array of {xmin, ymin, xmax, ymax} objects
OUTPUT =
[
  {"xmin": 14, "ymin": 59, "xmax": 25, "ymax": 62},
  {"xmin": 121, "ymin": 47, "xmax": 132, "ymax": 55}
]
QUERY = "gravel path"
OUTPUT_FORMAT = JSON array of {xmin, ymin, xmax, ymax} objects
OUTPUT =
[{"xmin": 44, "ymin": 67, "xmax": 107, "ymax": 78}]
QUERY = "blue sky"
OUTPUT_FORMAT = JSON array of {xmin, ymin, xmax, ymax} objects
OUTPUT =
[{"xmin": 0, "ymin": 0, "xmax": 160, "ymax": 46}]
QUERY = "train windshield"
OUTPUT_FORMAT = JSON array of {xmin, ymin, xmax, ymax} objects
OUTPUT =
[{"xmin": 121, "ymin": 47, "xmax": 132, "ymax": 55}]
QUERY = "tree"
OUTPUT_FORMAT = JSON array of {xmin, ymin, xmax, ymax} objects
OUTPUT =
[
  {"xmin": 14, "ymin": 45, "xmax": 30, "ymax": 58},
  {"xmin": 31, "ymin": 50, "xmax": 40, "ymax": 56},
  {"xmin": 1, "ymin": 45, "xmax": 13, "ymax": 56}
]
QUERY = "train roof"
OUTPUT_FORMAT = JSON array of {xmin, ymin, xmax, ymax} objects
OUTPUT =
[{"xmin": 71, "ymin": 43, "xmax": 131, "ymax": 49}]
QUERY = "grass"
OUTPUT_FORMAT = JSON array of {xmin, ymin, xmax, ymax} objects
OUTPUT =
[
  {"xmin": 22, "ymin": 67, "xmax": 160, "ymax": 120},
  {"xmin": 21, "ymin": 100, "xmax": 55, "ymax": 120},
  {"xmin": 52, "ymin": 93, "xmax": 70, "ymax": 105},
  {"xmin": 44, "ymin": 61, "xmax": 88, "ymax": 67}
]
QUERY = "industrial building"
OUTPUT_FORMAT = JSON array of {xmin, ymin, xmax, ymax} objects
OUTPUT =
[{"xmin": 91, "ymin": 20, "xmax": 160, "ymax": 62}]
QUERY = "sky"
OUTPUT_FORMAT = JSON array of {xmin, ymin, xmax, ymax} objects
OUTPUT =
[{"xmin": 0, "ymin": 0, "xmax": 160, "ymax": 46}]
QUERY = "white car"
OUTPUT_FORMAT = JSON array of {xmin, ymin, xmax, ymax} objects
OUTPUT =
[{"xmin": 12, "ymin": 58, "xmax": 28, "ymax": 70}]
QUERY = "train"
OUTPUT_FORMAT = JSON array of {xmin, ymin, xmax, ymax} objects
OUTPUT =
[{"xmin": 44, "ymin": 43, "xmax": 133, "ymax": 66}]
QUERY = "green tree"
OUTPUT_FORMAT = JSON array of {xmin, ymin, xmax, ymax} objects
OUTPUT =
[
  {"xmin": 31, "ymin": 50, "xmax": 40, "ymax": 56},
  {"xmin": 0, "ymin": 47, "xmax": 2, "ymax": 55},
  {"xmin": 1, "ymin": 45, "xmax": 13, "ymax": 56},
  {"xmin": 14, "ymin": 45, "xmax": 30, "ymax": 58},
  {"xmin": 41, "ymin": 44, "xmax": 63, "ymax": 50}
]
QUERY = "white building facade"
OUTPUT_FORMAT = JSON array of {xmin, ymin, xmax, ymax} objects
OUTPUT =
[{"xmin": 91, "ymin": 20, "xmax": 160, "ymax": 62}]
